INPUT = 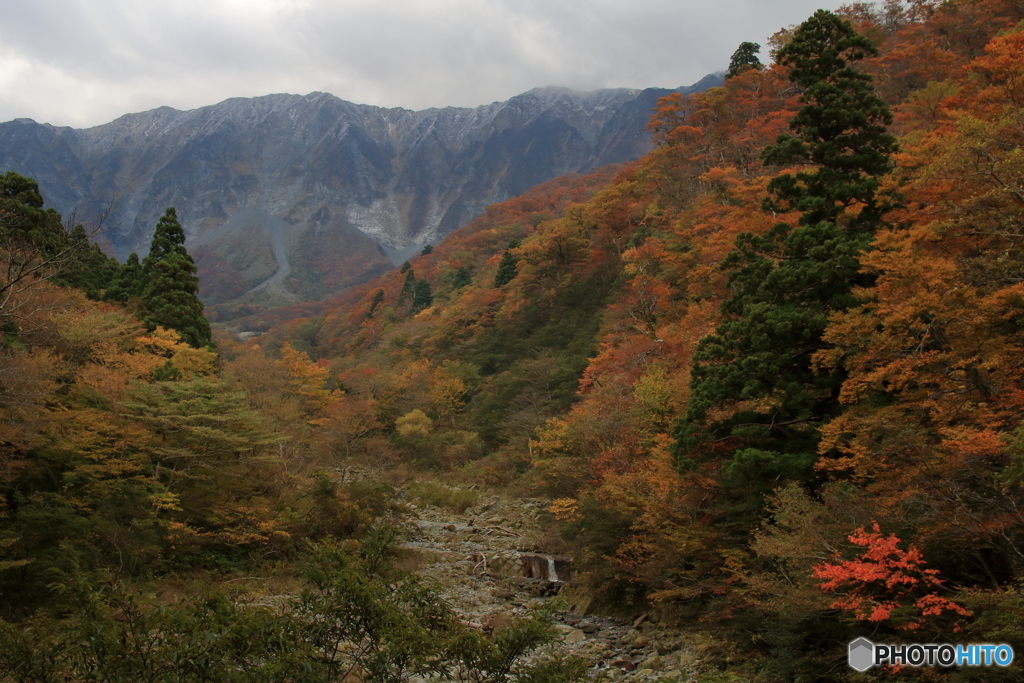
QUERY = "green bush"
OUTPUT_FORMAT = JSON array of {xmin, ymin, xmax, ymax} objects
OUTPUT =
[{"xmin": 0, "ymin": 525, "xmax": 584, "ymax": 683}]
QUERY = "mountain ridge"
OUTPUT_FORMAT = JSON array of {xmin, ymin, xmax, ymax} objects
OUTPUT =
[{"xmin": 0, "ymin": 75, "xmax": 722, "ymax": 313}]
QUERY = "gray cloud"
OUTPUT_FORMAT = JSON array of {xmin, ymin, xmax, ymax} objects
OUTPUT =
[{"xmin": 0, "ymin": 0, "xmax": 849, "ymax": 128}]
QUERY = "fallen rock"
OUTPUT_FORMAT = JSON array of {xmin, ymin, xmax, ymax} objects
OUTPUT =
[
  {"xmin": 641, "ymin": 656, "xmax": 664, "ymax": 670},
  {"xmin": 482, "ymin": 611, "xmax": 514, "ymax": 633},
  {"xmin": 564, "ymin": 629, "xmax": 586, "ymax": 645},
  {"xmin": 569, "ymin": 596, "xmax": 592, "ymax": 615}
]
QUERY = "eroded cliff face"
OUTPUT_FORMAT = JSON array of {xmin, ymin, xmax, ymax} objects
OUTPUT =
[{"xmin": 0, "ymin": 76, "xmax": 721, "ymax": 308}]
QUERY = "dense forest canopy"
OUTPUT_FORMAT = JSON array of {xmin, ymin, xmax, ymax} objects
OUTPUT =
[{"xmin": 5, "ymin": 1, "xmax": 1024, "ymax": 680}]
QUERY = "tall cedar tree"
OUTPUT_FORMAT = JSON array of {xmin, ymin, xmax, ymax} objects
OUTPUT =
[
  {"xmin": 673, "ymin": 10, "xmax": 897, "ymax": 484},
  {"xmin": 103, "ymin": 252, "xmax": 143, "ymax": 303},
  {"xmin": 139, "ymin": 208, "xmax": 211, "ymax": 348}
]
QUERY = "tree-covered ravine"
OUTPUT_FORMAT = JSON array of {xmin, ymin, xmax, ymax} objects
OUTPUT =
[{"xmin": 6, "ymin": 2, "xmax": 1024, "ymax": 681}]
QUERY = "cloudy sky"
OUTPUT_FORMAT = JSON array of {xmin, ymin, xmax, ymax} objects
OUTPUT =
[{"xmin": 1, "ymin": 0, "xmax": 848, "ymax": 129}]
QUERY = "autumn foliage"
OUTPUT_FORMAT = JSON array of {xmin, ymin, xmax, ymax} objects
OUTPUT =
[
  {"xmin": 6, "ymin": 1, "xmax": 1024, "ymax": 680},
  {"xmin": 813, "ymin": 523, "xmax": 972, "ymax": 629}
]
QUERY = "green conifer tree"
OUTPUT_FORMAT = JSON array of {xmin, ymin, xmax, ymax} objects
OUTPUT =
[
  {"xmin": 398, "ymin": 269, "xmax": 416, "ymax": 305},
  {"xmin": 673, "ymin": 10, "xmax": 897, "ymax": 485},
  {"xmin": 366, "ymin": 288, "xmax": 385, "ymax": 319},
  {"xmin": 0, "ymin": 172, "xmax": 65, "ymax": 256},
  {"xmin": 52, "ymin": 224, "xmax": 119, "ymax": 299},
  {"xmin": 0, "ymin": 173, "xmax": 115, "ymax": 336},
  {"xmin": 103, "ymin": 252, "xmax": 144, "ymax": 303},
  {"xmin": 494, "ymin": 249, "xmax": 518, "ymax": 287},
  {"xmin": 452, "ymin": 267, "xmax": 472, "ymax": 289},
  {"xmin": 725, "ymin": 41, "xmax": 762, "ymax": 79},
  {"xmin": 138, "ymin": 208, "xmax": 211, "ymax": 348},
  {"xmin": 410, "ymin": 280, "xmax": 433, "ymax": 314}
]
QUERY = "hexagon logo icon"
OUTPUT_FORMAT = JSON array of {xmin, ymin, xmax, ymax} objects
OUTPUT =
[{"xmin": 849, "ymin": 637, "xmax": 875, "ymax": 672}]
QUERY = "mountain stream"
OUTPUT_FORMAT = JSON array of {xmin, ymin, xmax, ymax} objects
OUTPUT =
[{"xmin": 397, "ymin": 488, "xmax": 701, "ymax": 682}]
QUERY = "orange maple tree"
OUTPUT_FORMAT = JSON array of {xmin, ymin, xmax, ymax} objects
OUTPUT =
[{"xmin": 813, "ymin": 523, "xmax": 972, "ymax": 630}]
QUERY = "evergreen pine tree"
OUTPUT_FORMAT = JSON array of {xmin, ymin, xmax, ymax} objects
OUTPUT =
[
  {"xmin": 0, "ymin": 173, "xmax": 119, "ymax": 336},
  {"xmin": 410, "ymin": 280, "xmax": 433, "ymax": 314},
  {"xmin": 761, "ymin": 11, "xmax": 897, "ymax": 232},
  {"xmin": 366, "ymin": 288, "xmax": 385, "ymax": 319},
  {"xmin": 725, "ymin": 42, "xmax": 762, "ymax": 79},
  {"xmin": 672, "ymin": 10, "xmax": 897, "ymax": 484},
  {"xmin": 52, "ymin": 224, "xmax": 119, "ymax": 299},
  {"xmin": 104, "ymin": 253, "xmax": 144, "ymax": 303},
  {"xmin": 397, "ymin": 269, "xmax": 416, "ymax": 305},
  {"xmin": 0, "ymin": 172, "xmax": 65, "ymax": 256},
  {"xmin": 138, "ymin": 208, "xmax": 211, "ymax": 348},
  {"xmin": 452, "ymin": 267, "xmax": 472, "ymax": 289},
  {"xmin": 494, "ymin": 249, "xmax": 518, "ymax": 287},
  {"xmin": 143, "ymin": 207, "xmax": 189, "ymax": 265}
]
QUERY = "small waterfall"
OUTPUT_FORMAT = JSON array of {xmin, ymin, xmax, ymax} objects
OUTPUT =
[
  {"xmin": 482, "ymin": 552, "xmax": 568, "ymax": 582},
  {"xmin": 547, "ymin": 556, "xmax": 559, "ymax": 582}
]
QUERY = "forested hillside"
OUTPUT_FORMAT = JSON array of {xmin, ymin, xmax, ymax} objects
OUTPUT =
[
  {"xmin": 249, "ymin": 0, "xmax": 1024, "ymax": 677},
  {"xmin": 4, "ymin": 0, "xmax": 1024, "ymax": 680}
]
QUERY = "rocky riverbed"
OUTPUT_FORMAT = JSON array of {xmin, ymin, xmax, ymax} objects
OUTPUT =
[{"xmin": 397, "ymin": 490, "xmax": 706, "ymax": 682}]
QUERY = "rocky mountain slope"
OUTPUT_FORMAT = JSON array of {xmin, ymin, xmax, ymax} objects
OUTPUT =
[{"xmin": 0, "ymin": 76, "xmax": 721, "ymax": 312}]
